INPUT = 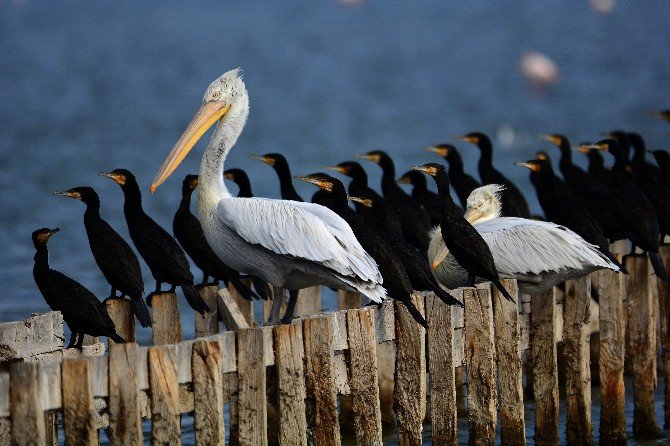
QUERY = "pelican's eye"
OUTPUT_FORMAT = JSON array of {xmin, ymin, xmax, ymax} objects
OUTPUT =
[{"xmin": 211, "ymin": 91, "xmax": 220, "ymax": 100}]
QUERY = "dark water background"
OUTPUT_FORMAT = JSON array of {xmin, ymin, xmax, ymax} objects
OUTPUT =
[{"xmin": 2, "ymin": 1, "xmax": 670, "ymax": 444}]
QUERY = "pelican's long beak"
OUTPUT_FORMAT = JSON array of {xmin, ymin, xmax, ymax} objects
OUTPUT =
[
  {"xmin": 52, "ymin": 190, "xmax": 80, "ymax": 200},
  {"xmin": 425, "ymin": 146, "xmax": 449, "ymax": 157},
  {"xmin": 432, "ymin": 246, "xmax": 450, "ymax": 270},
  {"xmin": 463, "ymin": 208, "xmax": 483, "ymax": 224},
  {"xmin": 151, "ymin": 101, "xmax": 231, "ymax": 193}
]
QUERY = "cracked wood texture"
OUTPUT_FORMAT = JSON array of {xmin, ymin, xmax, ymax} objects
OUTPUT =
[
  {"xmin": 492, "ymin": 279, "xmax": 525, "ymax": 446},
  {"xmin": 597, "ymin": 266, "xmax": 626, "ymax": 444},
  {"xmin": 238, "ymin": 328, "xmax": 267, "ymax": 446},
  {"xmin": 193, "ymin": 340, "xmax": 224, "ymax": 445},
  {"xmin": 10, "ymin": 362, "xmax": 45, "ymax": 445},
  {"xmin": 105, "ymin": 298, "xmax": 136, "ymax": 343},
  {"xmin": 274, "ymin": 322, "xmax": 307, "ymax": 446},
  {"xmin": 658, "ymin": 246, "xmax": 670, "ymax": 428},
  {"xmin": 303, "ymin": 315, "xmax": 340, "ymax": 445},
  {"xmin": 563, "ymin": 277, "xmax": 593, "ymax": 445},
  {"xmin": 394, "ymin": 295, "xmax": 426, "ymax": 446},
  {"xmin": 148, "ymin": 346, "xmax": 181, "ymax": 445},
  {"xmin": 625, "ymin": 255, "xmax": 660, "ymax": 439},
  {"xmin": 530, "ymin": 287, "xmax": 558, "ymax": 446},
  {"xmin": 108, "ymin": 342, "xmax": 143, "ymax": 445},
  {"xmin": 426, "ymin": 293, "xmax": 457, "ymax": 445},
  {"xmin": 61, "ymin": 358, "xmax": 97, "ymax": 445},
  {"xmin": 152, "ymin": 292, "xmax": 184, "ymax": 346},
  {"xmin": 195, "ymin": 286, "xmax": 220, "ymax": 337},
  {"xmin": 463, "ymin": 287, "xmax": 497, "ymax": 446},
  {"xmin": 347, "ymin": 308, "xmax": 383, "ymax": 446}
]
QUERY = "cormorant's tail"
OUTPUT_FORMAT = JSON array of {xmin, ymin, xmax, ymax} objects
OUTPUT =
[
  {"xmin": 181, "ymin": 285, "xmax": 211, "ymax": 314},
  {"xmin": 494, "ymin": 281, "xmax": 516, "ymax": 303},
  {"xmin": 251, "ymin": 276, "xmax": 272, "ymax": 300},
  {"xmin": 402, "ymin": 300, "xmax": 429, "ymax": 329},
  {"xmin": 130, "ymin": 296, "xmax": 152, "ymax": 328},
  {"xmin": 109, "ymin": 333, "xmax": 126, "ymax": 344},
  {"xmin": 228, "ymin": 275, "xmax": 260, "ymax": 301},
  {"xmin": 603, "ymin": 250, "xmax": 627, "ymax": 274},
  {"xmin": 432, "ymin": 285, "xmax": 464, "ymax": 308},
  {"xmin": 650, "ymin": 251, "xmax": 668, "ymax": 281}
]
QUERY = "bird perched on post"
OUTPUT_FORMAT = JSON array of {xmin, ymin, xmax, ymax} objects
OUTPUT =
[
  {"xmin": 412, "ymin": 163, "xmax": 515, "ymax": 302},
  {"xmin": 32, "ymin": 228, "xmax": 125, "ymax": 350},
  {"xmin": 100, "ymin": 169, "xmax": 211, "ymax": 313},
  {"xmin": 52, "ymin": 187, "xmax": 151, "ymax": 327}
]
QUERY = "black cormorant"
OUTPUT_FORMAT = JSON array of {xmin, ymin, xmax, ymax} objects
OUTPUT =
[
  {"xmin": 249, "ymin": 153, "xmax": 303, "ymax": 201},
  {"xmin": 540, "ymin": 134, "xmax": 602, "ymax": 191},
  {"xmin": 223, "ymin": 168, "xmax": 254, "ymax": 198}
]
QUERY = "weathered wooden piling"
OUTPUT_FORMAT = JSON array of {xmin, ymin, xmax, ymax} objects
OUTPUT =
[
  {"xmin": 105, "ymin": 297, "xmax": 136, "ymax": 343},
  {"xmin": 193, "ymin": 340, "xmax": 224, "ymax": 445},
  {"xmin": 338, "ymin": 290, "xmax": 362, "ymax": 310},
  {"xmin": 563, "ymin": 276, "xmax": 593, "ymax": 445},
  {"xmin": 347, "ymin": 308, "xmax": 383, "ymax": 446},
  {"xmin": 218, "ymin": 288, "xmax": 251, "ymax": 331},
  {"xmin": 195, "ymin": 286, "xmax": 220, "ymax": 337},
  {"xmin": 273, "ymin": 322, "xmax": 308, "ymax": 446},
  {"xmin": 237, "ymin": 328, "xmax": 268, "ymax": 446},
  {"xmin": 530, "ymin": 287, "xmax": 559, "ymax": 446},
  {"xmin": 61, "ymin": 358, "xmax": 97, "ymax": 445},
  {"xmin": 152, "ymin": 292, "xmax": 184, "ymax": 345},
  {"xmin": 426, "ymin": 293, "xmax": 458, "ymax": 445},
  {"xmin": 492, "ymin": 279, "xmax": 526, "ymax": 446},
  {"xmin": 9, "ymin": 362, "xmax": 45, "ymax": 445},
  {"xmin": 463, "ymin": 287, "xmax": 497, "ymax": 446},
  {"xmin": 625, "ymin": 255, "xmax": 660, "ymax": 438},
  {"xmin": 296, "ymin": 286, "xmax": 321, "ymax": 317},
  {"xmin": 394, "ymin": 295, "xmax": 426, "ymax": 446},
  {"xmin": 148, "ymin": 346, "xmax": 181, "ymax": 445},
  {"xmin": 658, "ymin": 245, "xmax": 670, "ymax": 428},
  {"xmin": 108, "ymin": 342, "xmax": 143, "ymax": 444}
]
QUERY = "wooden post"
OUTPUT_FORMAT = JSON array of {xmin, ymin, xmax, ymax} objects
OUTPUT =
[
  {"xmin": 238, "ymin": 328, "xmax": 267, "ymax": 446},
  {"xmin": 394, "ymin": 295, "xmax": 426, "ymax": 446},
  {"xmin": 217, "ymin": 288, "xmax": 251, "ymax": 331},
  {"xmin": 625, "ymin": 255, "xmax": 660, "ymax": 438},
  {"xmin": 658, "ymin": 245, "xmax": 670, "ymax": 428},
  {"xmin": 9, "ymin": 362, "xmax": 45, "ymax": 445},
  {"xmin": 61, "ymin": 358, "xmax": 97, "ymax": 445},
  {"xmin": 530, "ymin": 287, "xmax": 559, "ymax": 446},
  {"xmin": 426, "ymin": 293, "xmax": 457, "ymax": 445},
  {"xmin": 346, "ymin": 308, "xmax": 383, "ymax": 446},
  {"xmin": 148, "ymin": 346, "xmax": 181, "ymax": 445},
  {"xmin": 108, "ymin": 342, "xmax": 143, "ymax": 444},
  {"xmin": 223, "ymin": 373, "xmax": 240, "ymax": 446},
  {"xmin": 338, "ymin": 290, "xmax": 361, "ymax": 310},
  {"xmin": 563, "ymin": 277, "xmax": 594, "ymax": 445},
  {"xmin": 105, "ymin": 297, "xmax": 136, "ymax": 343},
  {"xmin": 152, "ymin": 292, "xmax": 183, "ymax": 345},
  {"xmin": 597, "ymin": 266, "xmax": 627, "ymax": 445},
  {"xmin": 303, "ymin": 315, "xmax": 340, "ymax": 444},
  {"xmin": 377, "ymin": 341, "xmax": 396, "ymax": 426},
  {"xmin": 193, "ymin": 340, "xmax": 224, "ymax": 445},
  {"xmin": 463, "ymin": 287, "xmax": 497, "ymax": 446},
  {"xmin": 274, "ymin": 322, "xmax": 308, "ymax": 446},
  {"xmin": 229, "ymin": 277, "xmax": 255, "ymax": 326},
  {"xmin": 195, "ymin": 286, "xmax": 220, "ymax": 337},
  {"xmin": 492, "ymin": 279, "xmax": 525, "ymax": 445},
  {"xmin": 296, "ymin": 286, "xmax": 321, "ymax": 317}
]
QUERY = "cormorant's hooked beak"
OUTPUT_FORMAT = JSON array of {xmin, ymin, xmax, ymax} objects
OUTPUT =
[
  {"xmin": 411, "ymin": 165, "xmax": 437, "ymax": 176},
  {"xmin": 425, "ymin": 146, "xmax": 449, "ymax": 157},
  {"xmin": 295, "ymin": 175, "xmax": 333, "ymax": 192},
  {"xmin": 52, "ymin": 190, "xmax": 81, "ymax": 200},
  {"xmin": 325, "ymin": 165, "xmax": 347, "ymax": 174},
  {"xmin": 463, "ymin": 208, "xmax": 484, "ymax": 224},
  {"xmin": 100, "ymin": 172, "xmax": 126, "ymax": 185},
  {"xmin": 514, "ymin": 161, "xmax": 540, "ymax": 172},
  {"xmin": 355, "ymin": 153, "xmax": 381, "ymax": 163},
  {"xmin": 348, "ymin": 195, "xmax": 373, "ymax": 208},
  {"xmin": 41, "ymin": 228, "xmax": 61, "ymax": 243},
  {"xmin": 249, "ymin": 154, "xmax": 275, "ymax": 166},
  {"xmin": 578, "ymin": 143, "xmax": 607, "ymax": 154},
  {"xmin": 151, "ymin": 101, "xmax": 231, "ymax": 193},
  {"xmin": 539, "ymin": 134, "xmax": 560, "ymax": 146},
  {"xmin": 455, "ymin": 135, "xmax": 479, "ymax": 144},
  {"xmin": 223, "ymin": 172, "xmax": 234, "ymax": 181}
]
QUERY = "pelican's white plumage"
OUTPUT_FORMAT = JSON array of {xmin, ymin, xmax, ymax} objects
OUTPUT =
[
  {"xmin": 151, "ymin": 69, "xmax": 386, "ymax": 305},
  {"xmin": 429, "ymin": 184, "xmax": 619, "ymax": 293}
]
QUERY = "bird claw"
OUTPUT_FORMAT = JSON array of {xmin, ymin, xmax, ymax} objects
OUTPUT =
[{"xmin": 145, "ymin": 292, "xmax": 159, "ymax": 307}]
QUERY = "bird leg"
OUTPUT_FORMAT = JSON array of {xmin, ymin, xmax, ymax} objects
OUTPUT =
[
  {"xmin": 280, "ymin": 290, "xmax": 300, "ymax": 324},
  {"xmin": 66, "ymin": 332, "xmax": 79, "ymax": 349},
  {"xmin": 146, "ymin": 281, "xmax": 164, "ymax": 307},
  {"xmin": 467, "ymin": 273, "xmax": 476, "ymax": 287},
  {"xmin": 103, "ymin": 287, "xmax": 118, "ymax": 304},
  {"xmin": 197, "ymin": 273, "xmax": 209, "ymax": 289},
  {"xmin": 266, "ymin": 288, "xmax": 286, "ymax": 326},
  {"xmin": 75, "ymin": 333, "xmax": 85, "ymax": 352}
]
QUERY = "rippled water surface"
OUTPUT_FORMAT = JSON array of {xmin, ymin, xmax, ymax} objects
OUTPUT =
[{"xmin": 2, "ymin": 1, "xmax": 670, "ymax": 444}]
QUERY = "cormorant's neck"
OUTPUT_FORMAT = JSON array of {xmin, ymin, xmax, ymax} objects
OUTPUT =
[
  {"xmin": 477, "ymin": 139, "xmax": 494, "ymax": 166},
  {"xmin": 236, "ymin": 177, "xmax": 253, "ymax": 198},
  {"xmin": 558, "ymin": 142, "xmax": 573, "ymax": 169},
  {"xmin": 531, "ymin": 170, "xmax": 558, "ymax": 207},
  {"xmin": 378, "ymin": 157, "xmax": 398, "ymax": 195},
  {"xmin": 121, "ymin": 180, "xmax": 145, "ymax": 220},
  {"xmin": 329, "ymin": 184, "xmax": 350, "ymax": 214},
  {"xmin": 33, "ymin": 246, "xmax": 49, "ymax": 271},
  {"xmin": 587, "ymin": 152, "xmax": 604, "ymax": 175},
  {"xmin": 274, "ymin": 163, "xmax": 301, "ymax": 201},
  {"xmin": 198, "ymin": 92, "xmax": 250, "ymax": 217},
  {"xmin": 83, "ymin": 199, "xmax": 101, "ymax": 225},
  {"xmin": 348, "ymin": 168, "xmax": 368, "ymax": 192},
  {"xmin": 178, "ymin": 190, "xmax": 193, "ymax": 213},
  {"xmin": 446, "ymin": 151, "xmax": 465, "ymax": 177},
  {"xmin": 434, "ymin": 172, "xmax": 459, "ymax": 216}
]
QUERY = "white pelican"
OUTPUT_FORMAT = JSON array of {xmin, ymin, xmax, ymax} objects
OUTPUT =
[
  {"xmin": 150, "ymin": 69, "xmax": 385, "ymax": 323},
  {"xmin": 428, "ymin": 184, "xmax": 620, "ymax": 294}
]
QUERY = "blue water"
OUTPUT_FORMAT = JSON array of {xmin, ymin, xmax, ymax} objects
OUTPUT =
[{"xmin": 2, "ymin": 1, "xmax": 670, "ymax": 444}]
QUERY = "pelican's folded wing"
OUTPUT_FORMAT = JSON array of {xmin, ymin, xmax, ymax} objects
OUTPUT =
[{"xmin": 217, "ymin": 197, "xmax": 382, "ymax": 283}]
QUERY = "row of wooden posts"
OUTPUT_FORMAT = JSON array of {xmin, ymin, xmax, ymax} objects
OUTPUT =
[{"xmin": 1, "ymin": 244, "xmax": 670, "ymax": 445}]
